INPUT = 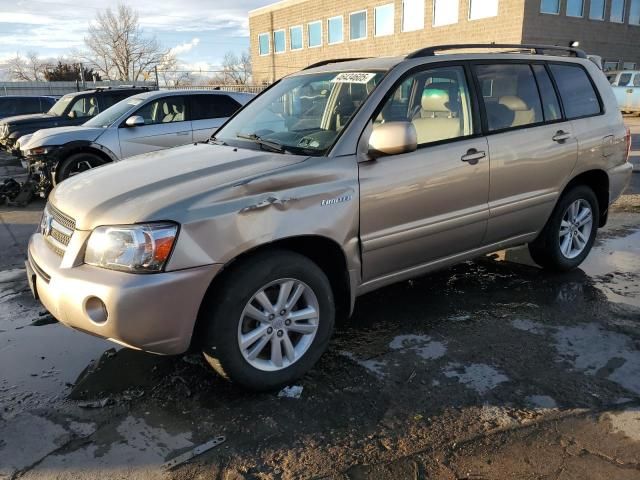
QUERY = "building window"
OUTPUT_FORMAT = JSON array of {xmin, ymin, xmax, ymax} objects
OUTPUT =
[
  {"xmin": 624, "ymin": 61, "xmax": 637, "ymax": 69},
  {"xmin": 273, "ymin": 29, "xmax": 286, "ymax": 53},
  {"xmin": 469, "ymin": 0, "xmax": 499, "ymax": 20},
  {"xmin": 402, "ymin": 0, "xmax": 425, "ymax": 31},
  {"xmin": 611, "ymin": 0, "xmax": 626, "ymax": 22},
  {"xmin": 258, "ymin": 33, "xmax": 270, "ymax": 56},
  {"xmin": 589, "ymin": 0, "xmax": 606, "ymax": 19},
  {"xmin": 290, "ymin": 26, "xmax": 303, "ymax": 50},
  {"xmin": 328, "ymin": 16, "xmax": 344, "ymax": 44},
  {"xmin": 567, "ymin": 0, "xmax": 584, "ymax": 16},
  {"xmin": 350, "ymin": 10, "xmax": 367, "ymax": 40},
  {"xmin": 540, "ymin": 0, "xmax": 560, "ymax": 14},
  {"xmin": 604, "ymin": 60, "xmax": 619, "ymax": 70},
  {"xmin": 308, "ymin": 21, "xmax": 322, "ymax": 47},
  {"xmin": 375, "ymin": 4, "xmax": 395, "ymax": 36},
  {"xmin": 433, "ymin": 0, "xmax": 459, "ymax": 25},
  {"xmin": 630, "ymin": 0, "xmax": 640, "ymax": 24}
]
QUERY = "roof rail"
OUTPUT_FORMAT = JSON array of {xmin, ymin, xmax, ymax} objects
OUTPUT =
[
  {"xmin": 304, "ymin": 58, "xmax": 369, "ymax": 70},
  {"xmin": 406, "ymin": 43, "xmax": 587, "ymax": 59},
  {"xmin": 89, "ymin": 85, "xmax": 151, "ymax": 91}
]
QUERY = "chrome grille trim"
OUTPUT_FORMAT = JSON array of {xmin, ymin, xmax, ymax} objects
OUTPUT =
[
  {"xmin": 48, "ymin": 203, "xmax": 76, "ymax": 231},
  {"xmin": 43, "ymin": 203, "xmax": 76, "ymax": 257}
]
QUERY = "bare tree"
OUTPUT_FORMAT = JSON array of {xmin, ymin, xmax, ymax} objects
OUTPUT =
[
  {"xmin": 79, "ymin": 4, "xmax": 172, "ymax": 81},
  {"xmin": 6, "ymin": 51, "xmax": 48, "ymax": 81},
  {"xmin": 157, "ymin": 56, "xmax": 193, "ymax": 87},
  {"xmin": 220, "ymin": 51, "xmax": 253, "ymax": 85}
]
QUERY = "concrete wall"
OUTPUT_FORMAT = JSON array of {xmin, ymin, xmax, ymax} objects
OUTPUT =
[{"xmin": 249, "ymin": 0, "xmax": 527, "ymax": 83}]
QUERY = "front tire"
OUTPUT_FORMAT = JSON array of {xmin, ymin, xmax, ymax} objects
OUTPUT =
[
  {"xmin": 201, "ymin": 250, "xmax": 335, "ymax": 391},
  {"xmin": 54, "ymin": 152, "xmax": 106, "ymax": 185},
  {"xmin": 528, "ymin": 185, "xmax": 599, "ymax": 272}
]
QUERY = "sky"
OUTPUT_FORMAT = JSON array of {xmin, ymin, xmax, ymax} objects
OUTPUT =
[{"xmin": 0, "ymin": 0, "xmax": 274, "ymax": 75}]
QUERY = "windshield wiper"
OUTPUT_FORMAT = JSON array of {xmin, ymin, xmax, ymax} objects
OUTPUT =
[
  {"xmin": 236, "ymin": 133, "xmax": 287, "ymax": 154},
  {"xmin": 208, "ymin": 136, "xmax": 227, "ymax": 146}
]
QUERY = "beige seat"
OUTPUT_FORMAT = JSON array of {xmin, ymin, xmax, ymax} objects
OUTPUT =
[
  {"xmin": 498, "ymin": 96, "xmax": 535, "ymax": 127},
  {"xmin": 162, "ymin": 103, "xmax": 174, "ymax": 123},
  {"xmin": 172, "ymin": 104, "xmax": 185, "ymax": 122},
  {"xmin": 412, "ymin": 89, "xmax": 461, "ymax": 144}
]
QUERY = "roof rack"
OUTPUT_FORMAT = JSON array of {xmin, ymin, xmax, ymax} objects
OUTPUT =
[
  {"xmin": 304, "ymin": 58, "xmax": 369, "ymax": 70},
  {"xmin": 406, "ymin": 43, "xmax": 587, "ymax": 59}
]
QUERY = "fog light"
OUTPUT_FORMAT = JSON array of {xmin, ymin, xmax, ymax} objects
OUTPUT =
[{"xmin": 85, "ymin": 296, "xmax": 108, "ymax": 324}]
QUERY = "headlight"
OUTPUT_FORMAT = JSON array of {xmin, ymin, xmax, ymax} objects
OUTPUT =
[
  {"xmin": 27, "ymin": 145, "xmax": 59, "ymax": 156},
  {"xmin": 84, "ymin": 223, "xmax": 178, "ymax": 273}
]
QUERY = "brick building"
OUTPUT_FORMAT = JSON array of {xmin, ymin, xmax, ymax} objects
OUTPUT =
[{"xmin": 249, "ymin": 0, "xmax": 640, "ymax": 83}]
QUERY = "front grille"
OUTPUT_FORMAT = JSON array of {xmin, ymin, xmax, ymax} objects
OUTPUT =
[{"xmin": 42, "ymin": 203, "xmax": 76, "ymax": 257}]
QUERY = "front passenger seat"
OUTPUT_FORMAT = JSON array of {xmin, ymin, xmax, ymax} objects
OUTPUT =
[{"xmin": 412, "ymin": 89, "xmax": 461, "ymax": 145}]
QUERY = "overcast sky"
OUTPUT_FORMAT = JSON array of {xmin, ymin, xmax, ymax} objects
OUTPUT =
[{"xmin": 0, "ymin": 0, "xmax": 274, "ymax": 71}]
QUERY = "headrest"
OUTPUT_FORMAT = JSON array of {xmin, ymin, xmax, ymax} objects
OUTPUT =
[
  {"xmin": 499, "ymin": 96, "xmax": 529, "ymax": 111},
  {"xmin": 421, "ymin": 89, "xmax": 451, "ymax": 112},
  {"xmin": 162, "ymin": 103, "xmax": 169, "ymax": 115}
]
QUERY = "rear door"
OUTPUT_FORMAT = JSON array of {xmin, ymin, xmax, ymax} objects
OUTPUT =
[
  {"xmin": 118, "ymin": 95, "xmax": 192, "ymax": 158},
  {"xmin": 474, "ymin": 62, "xmax": 578, "ymax": 244},
  {"xmin": 190, "ymin": 94, "xmax": 242, "ymax": 142}
]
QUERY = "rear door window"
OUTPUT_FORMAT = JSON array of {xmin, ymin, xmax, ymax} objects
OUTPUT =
[
  {"xmin": 634, "ymin": 74, "xmax": 640, "ymax": 87},
  {"xmin": 548, "ymin": 64, "xmax": 601, "ymax": 119},
  {"xmin": 473, "ymin": 63, "xmax": 543, "ymax": 132},
  {"xmin": 191, "ymin": 94, "xmax": 241, "ymax": 120},
  {"xmin": 531, "ymin": 64, "xmax": 562, "ymax": 122}
]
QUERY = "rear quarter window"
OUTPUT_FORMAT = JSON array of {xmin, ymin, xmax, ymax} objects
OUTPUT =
[{"xmin": 549, "ymin": 64, "xmax": 602, "ymax": 119}]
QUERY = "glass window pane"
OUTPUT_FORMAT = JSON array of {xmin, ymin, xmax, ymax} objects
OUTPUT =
[
  {"xmin": 308, "ymin": 22, "xmax": 322, "ymax": 47},
  {"xmin": 377, "ymin": 66, "xmax": 474, "ymax": 145},
  {"xmin": 540, "ymin": 0, "xmax": 560, "ymax": 14},
  {"xmin": 589, "ymin": 0, "xmax": 606, "ymax": 19},
  {"xmin": 69, "ymin": 95, "xmax": 99, "ymax": 118},
  {"xmin": 630, "ymin": 0, "xmax": 640, "ymax": 24},
  {"xmin": 350, "ymin": 11, "xmax": 367, "ymax": 40},
  {"xmin": 375, "ymin": 4, "xmax": 394, "ymax": 36},
  {"xmin": 402, "ymin": 0, "xmax": 424, "ymax": 31},
  {"xmin": 274, "ymin": 30, "xmax": 285, "ymax": 53},
  {"xmin": 259, "ymin": 34, "xmax": 270, "ymax": 55},
  {"xmin": 474, "ymin": 64, "xmax": 544, "ymax": 131},
  {"xmin": 618, "ymin": 73, "xmax": 633, "ymax": 86},
  {"xmin": 549, "ymin": 64, "xmax": 601, "ymax": 119},
  {"xmin": 634, "ymin": 75, "xmax": 640, "ymax": 87},
  {"xmin": 532, "ymin": 65, "xmax": 561, "ymax": 122},
  {"xmin": 290, "ymin": 26, "xmax": 303, "ymax": 50},
  {"xmin": 328, "ymin": 17, "xmax": 343, "ymax": 44},
  {"xmin": 611, "ymin": 0, "xmax": 626, "ymax": 22},
  {"xmin": 433, "ymin": 0, "xmax": 459, "ymax": 25},
  {"xmin": 135, "ymin": 97, "xmax": 186, "ymax": 125},
  {"xmin": 470, "ymin": 0, "xmax": 499, "ymax": 20},
  {"xmin": 567, "ymin": 0, "xmax": 584, "ymax": 16}
]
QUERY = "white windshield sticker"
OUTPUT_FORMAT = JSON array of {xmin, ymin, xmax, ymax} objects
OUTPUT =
[{"xmin": 331, "ymin": 72, "xmax": 376, "ymax": 84}]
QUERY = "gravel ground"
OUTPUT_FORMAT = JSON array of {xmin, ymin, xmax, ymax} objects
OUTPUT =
[{"xmin": 0, "ymin": 124, "xmax": 639, "ymax": 479}]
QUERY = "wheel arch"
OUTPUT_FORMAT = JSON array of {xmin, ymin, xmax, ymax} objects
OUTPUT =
[
  {"xmin": 190, "ymin": 235, "xmax": 352, "ymax": 350},
  {"xmin": 563, "ymin": 169, "xmax": 609, "ymax": 227}
]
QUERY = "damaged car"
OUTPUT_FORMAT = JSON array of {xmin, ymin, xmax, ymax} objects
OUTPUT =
[{"xmin": 26, "ymin": 44, "xmax": 633, "ymax": 391}]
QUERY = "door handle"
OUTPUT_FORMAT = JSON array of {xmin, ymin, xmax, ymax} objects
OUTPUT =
[
  {"xmin": 627, "ymin": 88, "xmax": 634, "ymax": 94},
  {"xmin": 552, "ymin": 131, "xmax": 571, "ymax": 142},
  {"xmin": 461, "ymin": 149, "xmax": 486, "ymax": 165},
  {"xmin": 176, "ymin": 131, "xmax": 190, "ymax": 136}
]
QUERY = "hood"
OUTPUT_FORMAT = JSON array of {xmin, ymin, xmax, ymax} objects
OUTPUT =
[
  {"xmin": 23, "ymin": 125, "xmax": 104, "ymax": 149},
  {"xmin": 50, "ymin": 143, "xmax": 309, "ymax": 230},
  {"xmin": 0, "ymin": 113, "xmax": 55, "ymax": 126}
]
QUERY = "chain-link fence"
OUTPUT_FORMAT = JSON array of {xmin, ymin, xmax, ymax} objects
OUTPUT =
[{"xmin": 161, "ymin": 84, "xmax": 267, "ymax": 94}]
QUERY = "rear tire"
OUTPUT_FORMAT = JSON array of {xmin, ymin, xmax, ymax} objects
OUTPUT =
[
  {"xmin": 54, "ymin": 152, "xmax": 106, "ymax": 185},
  {"xmin": 528, "ymin": 185, "xmax": 599, "ymax": 272},
  {"xmin": 201, "ymin": 250, "xmax": 335, "ymax": 391}
]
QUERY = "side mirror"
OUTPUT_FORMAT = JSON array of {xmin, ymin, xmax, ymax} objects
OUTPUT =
[
  {"xmin": 367, "ymin": 122, "xmax": 417, "ymax": 159},
  {"xmin": 125, "ymin": 115, "xmax": 145, "ymax": 127}
]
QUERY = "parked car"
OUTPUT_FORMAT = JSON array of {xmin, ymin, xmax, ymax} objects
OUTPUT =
[
  {"xmin": 0, "ymin": 86, "xmax": 150, "ymax": 155},
  {"xmin": 0, "ymin": 96, "xmax": 56, "ymax": 121},
  {"xmin": 26, "ymin": 44, "xmax": 633, "ymax": 391},
  {"xmin": 607, "ymin": 70, "xmax": 640, "ymax": 114},
  {"xmin": 20, "ymin": 90, "xmax": 253, "ymax": 193}
]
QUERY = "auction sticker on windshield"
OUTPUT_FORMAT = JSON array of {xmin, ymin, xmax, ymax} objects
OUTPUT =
[{"xmin": 331, "ymin": 72, "xmax": 377, "ymax": 84}]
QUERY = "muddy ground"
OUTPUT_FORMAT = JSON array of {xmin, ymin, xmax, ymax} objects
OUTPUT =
[{"xmin": 1, "ymin": 119, "xmax": 639, "ymax": 479}]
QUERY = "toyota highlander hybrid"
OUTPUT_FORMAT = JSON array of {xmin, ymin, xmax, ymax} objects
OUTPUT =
[{"xmin": 26, "ymin": 44, "xmax": 633, "ymax": 390}]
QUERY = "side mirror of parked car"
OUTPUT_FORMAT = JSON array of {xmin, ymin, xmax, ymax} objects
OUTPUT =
[
  {"xmin": 367, "ymin": 122, "xmax": 418, "ymax": 159},
  {"xmin": 125, "ymin": 115, "xmax": 145, "ymax": 127}
]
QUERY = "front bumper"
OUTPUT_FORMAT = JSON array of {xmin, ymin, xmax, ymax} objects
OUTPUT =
[{"xmin": 27, "ymin": 233, "xmax": 221, "ymax": 355}]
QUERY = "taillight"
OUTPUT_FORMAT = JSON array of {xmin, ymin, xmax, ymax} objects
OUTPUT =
[{"xmin": 625, "ymin": 127, "xmax": 632, "ymax": 161}]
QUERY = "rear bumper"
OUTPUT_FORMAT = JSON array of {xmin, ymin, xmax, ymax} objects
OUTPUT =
[
  {"xmin": 27, "ymin": 233, "xmax": 221, "ymax": 355},
  {"xmin": 608, "ymin": 161, "xmax": 634, "ymax": 205}
]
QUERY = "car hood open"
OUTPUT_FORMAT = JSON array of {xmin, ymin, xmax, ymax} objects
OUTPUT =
[{"xmin": 49, "ymin": 143, "xmax": 309, "ymax": 230}]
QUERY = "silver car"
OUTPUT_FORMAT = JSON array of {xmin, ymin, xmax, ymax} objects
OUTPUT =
[
  {"xmin": 20, "ymin": 90, "xmax": 253, "ymax": 186},
  {"xmin": 26, "ymin": 44, "xmax": 633, "ymax": 391}
]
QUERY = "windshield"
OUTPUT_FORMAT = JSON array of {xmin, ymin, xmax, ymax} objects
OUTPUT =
[
  {"xmin": 215, "ymin": 70, "xmax": 384, "ymax": 155},
  {"xmin": 84, "ymin": 98, "xmax": 144, "ymax": 128},
  {"xmin": 47, "ymin": 95, "xmax": 74, "ymax": 116}
]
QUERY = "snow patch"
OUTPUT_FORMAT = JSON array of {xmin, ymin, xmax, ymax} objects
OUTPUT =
[
  {"xmin": 444, "ymin": 363, "xmax": 509, "ymax": 394},
  {"xmin": 388, "ymin": 334, "xmax": 447, "ymax": 360}
]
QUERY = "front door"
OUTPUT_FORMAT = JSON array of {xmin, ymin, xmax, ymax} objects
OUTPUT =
[
  {"xmin": 359, "ymin": 65, "xmax": 490, "ymax": 282},
  {"xmin": 118, "ymin": 95, "xmax": 192, "ymax": 158}
]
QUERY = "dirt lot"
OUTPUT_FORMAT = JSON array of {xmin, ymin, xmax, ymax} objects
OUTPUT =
[{"xmin": 1, "ymin": 120, "xmax": 639, "ymax": 479}]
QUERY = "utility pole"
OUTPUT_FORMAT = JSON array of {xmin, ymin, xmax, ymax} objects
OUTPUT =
[
  {"xmin": 79, "ymin": 63, "xmax": 86, "ymax": 89},
  {"xmin": 154, "ymin": 66, "xmax": 159, "ymax": 89}
]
